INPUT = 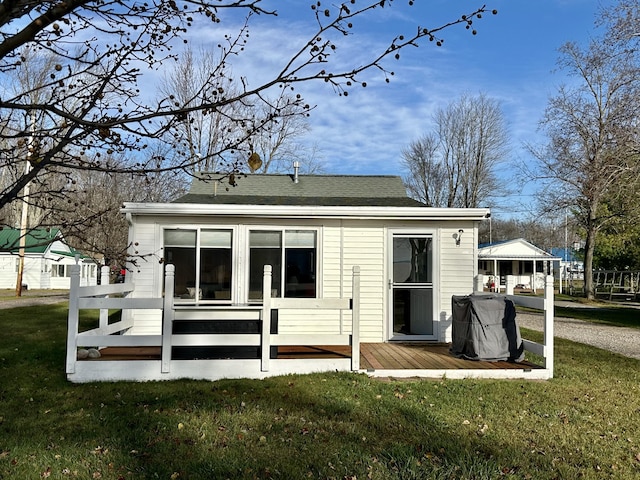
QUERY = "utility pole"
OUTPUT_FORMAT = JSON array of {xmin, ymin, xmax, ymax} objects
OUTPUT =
[{"xmin": 15, "ymin": 112, "xmax": 35, "ymax": 297}]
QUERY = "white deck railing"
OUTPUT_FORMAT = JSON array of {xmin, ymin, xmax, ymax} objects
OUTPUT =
[{"xmin": 67, "ymin": 264, "xmax": 360, "ymax": 377}]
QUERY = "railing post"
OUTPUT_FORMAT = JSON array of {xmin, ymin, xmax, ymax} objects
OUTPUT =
[
  {"xmin": 261, "ymin": 265, "xmax": 272, "ymax": 372},
  {"xmin": 474, "ymin": 274, "xmax": 484, "ymax": 293},
  {"xmin": 161, "ymin": 264, "xmax": 175, "ymax": 374},
  {"xmin": 99, "ymin": 266, "xmax": 110, "ymax": 333},
  {"xmin": 544, "ymin": 275, "xmax": 554, "ymax": 377},
  {"xmin": 100, "ymin": 265, "xmax": 109, "ymax": 286},
  {"xmin": 66, "ymin": 264, "xmax": 81, "ymax": 374},
  {"xmin": 351, "ymin": 266, "xmax": 360, "ymax": 371}
]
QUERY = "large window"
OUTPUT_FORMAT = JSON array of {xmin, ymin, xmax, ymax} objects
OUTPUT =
[
  {"xmin": 164, "ymin": 229, "xmax": 232, "ymax": 302},
  {"xmin": 249, "ymin": 229, "xmax": 317, "ymax": 300}
]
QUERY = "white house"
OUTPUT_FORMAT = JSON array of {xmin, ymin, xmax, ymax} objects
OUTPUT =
[
  {"xmin": 64, "ymin": 173, "xmax": 555, "ymax": 383},
  {"xmin": 122, "ymin": 173, "xmax": 489, "ymax": 344},
  {"xmin": 0, "ymin": 228, "xmax": 97, "ymax": 289},
  {"xmin": 478, "ymin": 238, "xmax": 560, "ymax": 292}
]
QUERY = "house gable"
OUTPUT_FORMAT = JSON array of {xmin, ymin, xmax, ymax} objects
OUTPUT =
[{"xmin": 478, "ymin": 238, "xmax": 556, "ymax": 260}]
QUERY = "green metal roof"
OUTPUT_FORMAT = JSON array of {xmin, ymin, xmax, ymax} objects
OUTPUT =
[
  {"xmin": 0, "ymin": 228, "xmax": 61, "ymax": 253},
  {"xmin": 173, "ymin": 173, "xmax": 424, "ymax": 207}
]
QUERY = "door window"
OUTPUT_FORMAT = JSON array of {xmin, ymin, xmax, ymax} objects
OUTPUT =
[{"xmin": 391, "ymin": 235, "xmax": 434, "ymax": 337}]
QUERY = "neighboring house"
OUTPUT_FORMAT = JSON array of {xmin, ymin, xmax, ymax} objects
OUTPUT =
[
  {"xmin": 478, "ymin": 238, "xmax": 560, "ymax": 292},
  {"xmin": 122, "ymin": 173, "xmax": 489, "ymax": 343},
  {"xmin": 0, "ymin": 228, "xmax": 97, "ymax": 289}
]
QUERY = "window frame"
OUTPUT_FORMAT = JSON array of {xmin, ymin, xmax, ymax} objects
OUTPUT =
[
  {"xmin": 162, "ymin": 226, "xmax": 236, "ymax": 305},
  {"xmin": 245, "ymin": 226, "xmax": 321, "ymax": 303},
  {"xmin": 160, "ymin": 224, "xmax": 321, "ymax": 304}
]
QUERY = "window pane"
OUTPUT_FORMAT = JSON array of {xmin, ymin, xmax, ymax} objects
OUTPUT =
[
  {"xmin": 285, "ymin": 230, "xmax": 315, "ymax": 247},
  {"xmin": 250, "ymin": 231, "xmax": 281, "ymax": 248},
  {"xmin": 164, "ymin": 230, "xmax": 196, "ymax": 298},
  {"xmin": 393, "ymin": 288, "xmax": 434, "ymax": 335},
  {"xmin": 201, "ymin": 230, "xmax": 231, "ymax": 248},
  {"xmin": 285, "ymin": 248, "xmax": 316, "ymax": 298},
  {"xmin": 249, "ymin": 247, "xmax": 281, "ymax": 300},
  {"xmin": 393, "ymin": 237, "xmax": 432, "ymax": 284},
  {"xmin": 200, "ymin": 247, "xmax": 232, "ymax": 300},
  {"xmin": 164, "ymin": 230, "xmax": 196, "ymax": 247}
]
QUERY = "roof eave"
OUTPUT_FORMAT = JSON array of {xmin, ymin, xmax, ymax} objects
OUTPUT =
[{"xmin": 121, "ymin": 202, "xmax": 491, "ymax": 221}]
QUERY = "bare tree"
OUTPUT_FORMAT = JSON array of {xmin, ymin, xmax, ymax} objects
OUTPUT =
[
  {"xmin": 159, "ymin": 46, "xmax": 324, "ymax": 174},
  {"xmin": 402, "ymin": 93, "xmax": 509, "ymax": 208},
  {"xmin": 157, "ymin": 46, "xmax": 241, "ymax": 172},
  {"xmin": 529, "ymin": 11, "xmax": 640, "ymax": 298},
  {"xmin": 248, "ymin": 102, "xmax": 324, "ymax": 174},
  {"xmin": 56, "ymin": 155, "xmax": 188, "ymax": 267},
  {"xmin": 0, "ymin": 2, "xmax": 497, "ymax": 220},
  {"xmin": 401, "ymin": 133, "xmax": 447, "ymax": 207}
]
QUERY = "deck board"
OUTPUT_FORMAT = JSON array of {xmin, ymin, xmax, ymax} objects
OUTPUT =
[{"xmin": 90, "ymin": 343, "xmax": 541, "ymax": 372}]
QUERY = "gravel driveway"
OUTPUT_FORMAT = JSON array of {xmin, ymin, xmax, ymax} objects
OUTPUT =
[{"xmin": 517, "ymin": 310, "xmax": 640, "ymax": 361}]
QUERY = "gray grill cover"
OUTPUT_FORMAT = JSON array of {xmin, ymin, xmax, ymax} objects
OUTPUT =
[{"xmin": 450, "ymin": 294, "xmax": 524, "ymax": 362}]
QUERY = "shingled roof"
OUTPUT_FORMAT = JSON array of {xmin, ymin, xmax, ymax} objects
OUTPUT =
[{"xmin": 173, "ymin": 173, "xmax": 425, "ymax": 207}]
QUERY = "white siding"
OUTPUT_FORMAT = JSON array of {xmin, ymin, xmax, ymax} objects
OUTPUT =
[
  {"xmin": 342, "ymin": 222, "xmax": 385, "ymax": 342},
  {"xmin": 437, "ymin": 222, "xmax": 478, "ymax": 342},
  {"xmin": 0, "ymin": 255, "xmax": 17, "ymax": 288},
  {"xmin": 126, "ymin": 217, "xmax": 163, "ymax": 334},
  {"xmin": 125, "ymin": 214, "xmax": 482, "ymax": 344}
]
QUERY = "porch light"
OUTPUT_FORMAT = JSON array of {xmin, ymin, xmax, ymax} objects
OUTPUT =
[{"xmin": 454, "ymin": 229, "xmax": 464, "ymax": 246}]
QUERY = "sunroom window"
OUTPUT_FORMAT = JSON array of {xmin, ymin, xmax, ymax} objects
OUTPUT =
[
  {"xmin": 249, "ymin": 229, "xmax": 317, "ymax": 300},
  {"xmin": 164, "ymin": 229, "xmax": 232, "ymax": 301}
]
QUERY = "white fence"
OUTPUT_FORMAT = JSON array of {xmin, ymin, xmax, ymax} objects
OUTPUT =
[{"xmin": 66, "ymin": 264, "xmax": 360, "ymax": 380}]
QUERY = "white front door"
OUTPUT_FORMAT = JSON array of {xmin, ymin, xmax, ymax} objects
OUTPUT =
[{"xmin": 389, "ymin": 233, "xmax": 436, "ymax": 340}]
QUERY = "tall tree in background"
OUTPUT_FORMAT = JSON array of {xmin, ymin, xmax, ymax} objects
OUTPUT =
[
  {"xmin": 0, "ymin": 1, "xmax": 497, "ymax": 237},
  {"xmin": 402, "ymin": 93, "xmax": 509, "ymax": 208},
  {"xmin": 530, "ymin": 1, "xmax": 640, "ymax": 299},
  {"xmin": 158, "ymin": 47, "xmax": 323, "ymax": 174}
]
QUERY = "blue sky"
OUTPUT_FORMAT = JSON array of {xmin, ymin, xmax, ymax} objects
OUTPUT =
[{"xmin": 189, "ymin": 0, "xmax": 616, "ymax": 220}]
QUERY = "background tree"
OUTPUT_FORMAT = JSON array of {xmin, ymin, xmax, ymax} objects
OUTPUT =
[
  {"xmin": 158, "ymin": 47, "xmax": 324, "ymax": 175},
  {"xmin": 0, "ymin": 1, "xmax": 497, "ymax": 237},
  {"xmin": 402, "ymin": 93, "xmax": 509, "ymax": 208},
  {"xmin": 591, "ymin": 190, "xmax": 640, "ymax": 270},
  {"xmin": 529, "ymin": 2, "xmax": 640, "ymax": 299}
]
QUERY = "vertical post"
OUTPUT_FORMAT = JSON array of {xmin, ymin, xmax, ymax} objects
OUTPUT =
[
  {"xmin": 473, "ymin": 274, "xmax": 484, "ymax": 293},
  {"xmin": 100, "ymin": 265, "xmax": 109, "ymax": 286},
  {"xmin": 351, "ymin": 266, "xmax": 360, "ymax": 371},
  {"xmin": 261, "ymin": 265, "xmax": 272, "ymax": 372},
  {"xmin": 543, "ymin": 275, "xmax": 554, "ymax": 377},
  {"xmin": 15, "ymin": 112, "xmax": 35, "ymax": 297},
  {"xmin": 505, "ymin": 275, "xmax": 516, "ymax": 295},
  {"xmin": 66, "ymin": 264, "xmax": 81, "ymax": 374},
  {"xmin": 161, "ymin": 264, "xmax": 175, "ymax": 373},
  {"xmin": 98, "ymin": 266, "xmax": 110, "ymax": 333}
]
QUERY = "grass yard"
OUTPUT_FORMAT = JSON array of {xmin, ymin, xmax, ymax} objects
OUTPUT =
[{"xmin": 0, "ymin": 302, "xmax": 639, "ymax": 479}]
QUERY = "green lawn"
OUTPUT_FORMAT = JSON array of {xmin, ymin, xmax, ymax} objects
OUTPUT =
[
  {"xmin": 555, "ymin": 304, "xmax": 640, "ymax": 329},
  {"xmin": 0, "ymin": 302, "xmax": 639, "ymax": 479}
]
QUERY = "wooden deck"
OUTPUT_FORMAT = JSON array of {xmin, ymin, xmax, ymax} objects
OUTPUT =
[{"xmin": 90, "ymin": 342, "xmax": 542, "ymax": 372}]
